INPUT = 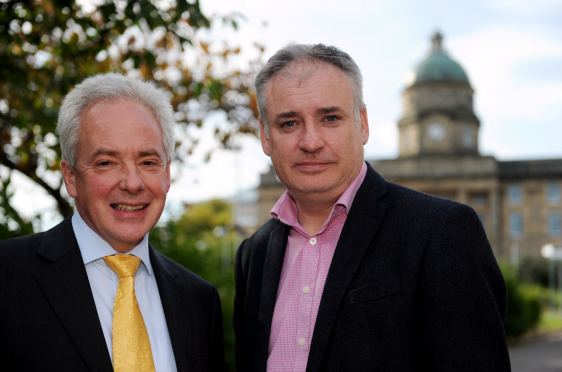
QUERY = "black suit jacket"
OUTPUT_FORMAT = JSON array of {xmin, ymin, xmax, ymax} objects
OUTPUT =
[
  {"xmin": 0, "ymin": 216, "xmax": 225, "ymax": 372},
  {"xmin": 234, "ymin": 163, "xmax": 510, "ymax": 371}
]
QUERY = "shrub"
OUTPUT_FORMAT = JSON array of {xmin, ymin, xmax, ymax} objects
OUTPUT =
[
  {"xmin": 501, "ymin": 264, "xmax": 543, "ymax": 338},
  {"xmin": 518, "ymin": 256, "xmax": 549, "ymax": 287},
  {"xmin": 150, "ymin": 199, "xmax": 240, "ymax": 371}
]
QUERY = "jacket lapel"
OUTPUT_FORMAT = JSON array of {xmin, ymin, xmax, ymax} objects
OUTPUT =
[
  {"xmin": 254, "ymin": 223, "xmax": 291, "ymax": 372},
  {"xmin": 148, "ymin": 246, "xmax": 191, "ymax": 371},
  {"xmin": 306, "ymin": 164, "xmax": 389, "ymax": 372},
  {"xmin": 34, "ymin": 217, "xmax": 113, "ymax": 372}
]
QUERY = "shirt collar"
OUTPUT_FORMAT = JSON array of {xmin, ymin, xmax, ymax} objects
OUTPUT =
[
  {"xmin": 71, "ymin": 210, "xmax": 153, "ymax": 275},
  {"xmin": 271, "ymin": 161, "xmax": 368, "ymax": 231}
]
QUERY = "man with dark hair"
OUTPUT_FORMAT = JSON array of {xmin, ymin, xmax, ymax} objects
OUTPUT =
[
  {"xmin": 0, "ymin": 74, "xmax": 225, "ymax": 372},
  {"xmin": 234, "ymin": 44, "xmax": 510, "ymax": 371}
]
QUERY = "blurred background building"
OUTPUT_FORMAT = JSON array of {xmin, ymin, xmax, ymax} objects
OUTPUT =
[{"xmin": 254, "ymin": 32, "xmax": 562, "ymax": 260}]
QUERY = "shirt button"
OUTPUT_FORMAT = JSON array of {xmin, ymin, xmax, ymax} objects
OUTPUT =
[
  {"xmin": 303, "ymin": 286, "xmax": 310, "ymax": 294},
  {"xmin": 310, "ymin": 237, "xmax": 317, "ymax": 245},
  {"xmin": 299, "ymin": 338, "xmax": 306, "ymax": 346}
]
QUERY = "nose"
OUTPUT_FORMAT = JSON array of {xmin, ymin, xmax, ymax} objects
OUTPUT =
[
  {"xmin": 119, "ymin": 164, "xmax": 146, "ymax": 194},
  {"xmin": 298, "ymin": 122, "xmax": 325, "ymax": 153}
]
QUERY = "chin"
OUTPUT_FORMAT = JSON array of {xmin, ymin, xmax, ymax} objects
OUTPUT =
[
  {"xmin": 291, "ymin": 183, "xmax": 333, "ymax": 195},
  {"xmin": 293, "ymin": 176, "xmax": 336, "ymax": 191},
  {"xmin": 113, "ymin": 224, "xmax": 151, "ymax": 240}
]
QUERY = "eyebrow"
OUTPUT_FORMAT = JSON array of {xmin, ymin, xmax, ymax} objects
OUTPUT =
[
  {"xmin": 317, "ymin": 106, "xmax": 341, "ymax": 115},
  {"xmin": 89, "ymin": 149, "xmax": 164, "ymax": 161},
  {"xmin": 138, "ymin": 150, "xmax": 164, "ymax": 158},
  {"xmin": 90, "ymin": 149, "xmax": 121, "ymax": 161},
  {"xmin": 274, "ymin": 106, "xmax": 342, "ymax": 121},
  {"xmin": 276, "ymin": 111, "xmax": 300, "ymax": 120}
]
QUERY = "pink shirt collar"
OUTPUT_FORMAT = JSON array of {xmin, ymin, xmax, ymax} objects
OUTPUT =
[{"xmin": 271, "ymin": 162, "xmax": 367, "ymax": 236}]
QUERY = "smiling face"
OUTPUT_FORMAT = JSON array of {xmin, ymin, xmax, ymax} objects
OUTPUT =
[
  {"xmin": 62, "ymin": 98, "xmax": 170, "ymax": 253},
  {"xmin": 260, "ymin": 61, "xmax": 369, "ymax": 207}
]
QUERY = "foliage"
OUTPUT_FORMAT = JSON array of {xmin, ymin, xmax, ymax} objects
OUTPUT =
[
  {"xmin": 501, "ymin": 264, "xmax": 544, "ymax": 338},
  {"xmin": 0, "ymin": 0, "xmax": 261, "ymax": 229},
  {"xmin": 150, "ymin": 199, "xmax": 242, "ymax": 371},
  {"xmin": 0, "ymin": 174, "xmax": 34, "ymax": 239},
  {"xmin": 518, "ymin": 255, "xmax": 549, "ymax": 287},
  {"xmin": 537, "ymin": 310, "xmax": 562, "ymax": 332}
]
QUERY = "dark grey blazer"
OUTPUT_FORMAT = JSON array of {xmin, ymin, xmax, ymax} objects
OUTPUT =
[
  {"xmin": 0, "ymin": 216, "xmax": 225, "ymax": 372},
  {"xmin": 234, "ymin": 162, "xmax": 510, "ymax": 372}
]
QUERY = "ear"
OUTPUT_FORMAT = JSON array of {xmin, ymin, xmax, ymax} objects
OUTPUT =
[
  {"xmin": 259, "ymin": 116, "xmax": 271, "ymax": 156},
  {"xmin": 360, "ymin": 108, "xmax": 369, "ymax": 145},
  {"xmin": 61, "ymin": 160, "xmax": 78, "ymax": 198},
  {"xmin": 165, "ymin": 159, "xmax": 171, "ymax": 192}
]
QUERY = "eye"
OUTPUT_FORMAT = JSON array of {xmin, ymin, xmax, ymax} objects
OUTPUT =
[
  {"xmin": 143, "ymin": 161, "xmax": 156, "ymax": 166},
  {"xmin": 98, "ymin": 161, "xmax": 112, "ymax": 166},
  {"xmin": 280, "ymin": 120, "xmax": 297, "ymax": 128},
  {"xmin": 325, "ymin": 115, "xmax": 339, "ymax": 122}
]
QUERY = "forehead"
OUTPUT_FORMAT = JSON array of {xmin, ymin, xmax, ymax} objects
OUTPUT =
[
  {"xmin": 78, "ymin": 98, "xmax": 165, "ymax": 154},
  {"xmin": 264, "ymin": 61, "xmax": 353, "ymax": 111},
  {"xmin": 81, "ymin": 98, "xmax": 156, "ymax": 123}
]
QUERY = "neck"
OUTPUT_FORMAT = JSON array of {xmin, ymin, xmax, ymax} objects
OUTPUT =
[
  {"xmin": 79, "ymin": 212, "xmax": 139, "ymax": 253},
  {"xmin": 112, "ymin": 243, "xmax": 138, "ymax": 254},
  {"xmin": 291, "ymin": 162, "xmax": 364, "ymax": 236},
  {"xmin": 294, "ymin": 194, "xmax": 338, "ymax": 236}
]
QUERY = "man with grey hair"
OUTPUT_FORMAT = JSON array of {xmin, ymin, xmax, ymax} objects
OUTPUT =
[
  {"xmin": 0, "ymin": 73, "xmax": 225, "ymax": 372},
  {"xmin": 234, "ymin": 44, "xmax": 510, "ymax": 371}
]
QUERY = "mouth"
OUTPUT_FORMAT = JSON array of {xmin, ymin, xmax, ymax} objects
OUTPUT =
[
  {"xmin": 110, "ymin": 204, "xmax": 148, "ymax": 212},
  {"xmin": 298, "ymin": 162, "xmax": 329, "ymax": 165},
  {"xmin": 296, "ymin": 161, "xmax": 331, "ymax": 170}
]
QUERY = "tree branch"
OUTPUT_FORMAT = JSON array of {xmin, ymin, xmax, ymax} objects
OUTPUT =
[{"xmin": 0, "ymin": 150, "xmax": 73, "ymax": 218}]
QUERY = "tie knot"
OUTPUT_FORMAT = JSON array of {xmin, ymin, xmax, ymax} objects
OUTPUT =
[{"xmin": 103, "ymin": 255, "xmax": 141, "ymax": 279}]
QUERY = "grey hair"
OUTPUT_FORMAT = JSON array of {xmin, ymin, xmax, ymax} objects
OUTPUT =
[
  {"xmin": 255, "ymin": 44, "xmax": 366, "ymax": 137},
  {"xmin": 57, "ymin": 73, "xmax": 175, "ymax": 168}
]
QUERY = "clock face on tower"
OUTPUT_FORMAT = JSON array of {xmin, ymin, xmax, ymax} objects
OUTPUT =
[{"xmin": 427, "ymin": 122, "xmax": 446, "ymax": 142}]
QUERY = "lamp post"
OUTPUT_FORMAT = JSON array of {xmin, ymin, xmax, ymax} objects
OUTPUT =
[
  {"xmin": 213, "ymin": 225, "xmax": 228, "ymax": 278},
  {"xmin": 541, "ymin": 243, "xmax": 562, "ymax": 313}
]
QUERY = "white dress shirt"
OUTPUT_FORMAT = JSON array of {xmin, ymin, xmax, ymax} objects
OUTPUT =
[{"xmin": 72, "ymin": 211, "xmax": 177, "ymax": 372}]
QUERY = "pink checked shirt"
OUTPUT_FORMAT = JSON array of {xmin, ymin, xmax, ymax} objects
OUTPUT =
[{"xmin": 267, "ymin": 162, "xmax": 367, "ymax": 372}]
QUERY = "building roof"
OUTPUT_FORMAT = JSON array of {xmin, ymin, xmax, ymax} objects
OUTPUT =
[
  {"xmin": 406, "ymin": 31, "xmax": 470, "ymax": 87},
  {"xmin": 498, "ymin": 159, "xmax": 562, "ymax": 179}
]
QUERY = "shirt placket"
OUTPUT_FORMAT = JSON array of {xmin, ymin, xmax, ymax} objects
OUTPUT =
[{"xmin": 293, "ymin": 235, "xmax": 320, "ymax": 370}]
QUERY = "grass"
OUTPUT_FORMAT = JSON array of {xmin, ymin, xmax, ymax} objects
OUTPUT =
[{"xmin": 537, "ymin": 311, "xmax": 562, "ymax": 332}]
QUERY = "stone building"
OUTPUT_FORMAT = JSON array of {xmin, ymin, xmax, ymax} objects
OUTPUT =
[{"xmin": 255, "ymin": 32, "xmax": 562, "ymax": 259}]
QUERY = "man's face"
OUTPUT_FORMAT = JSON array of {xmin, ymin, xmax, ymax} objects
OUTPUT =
[
  {"xmin": 260, "ymin": 62, "xmax": 369, "ymax": 204},
  {"xmin": 62, "ymin": 98, "xmax": 170, "ymax": 253}
]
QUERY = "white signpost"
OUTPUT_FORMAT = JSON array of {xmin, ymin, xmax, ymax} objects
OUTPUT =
[{"xmin": 541, "ymin": 244, "xmax": 562, "ymax": 312}]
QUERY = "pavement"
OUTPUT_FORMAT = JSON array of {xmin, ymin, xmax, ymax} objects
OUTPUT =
[{"xmin": 509, "ymin": 331, "xmax": 562, "ymax": 371}]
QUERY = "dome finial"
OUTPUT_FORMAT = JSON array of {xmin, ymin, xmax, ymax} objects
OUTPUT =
[{"xmin": 431, "ymin": 31, "xmax": 443, "ymax": 53}]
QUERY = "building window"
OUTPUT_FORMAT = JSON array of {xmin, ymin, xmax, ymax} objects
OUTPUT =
[
  {"xmin": 471, "ymin": 193, "xmax": 487, "ymax": 206},
  {"xmin": 510, "ymin": 212, "xmax": 523, "ymax": 237},
  {"xmin": 508, "ymin": 184, "xmax": 522, "ymax": 205},
  {"xmin": 547, "ymin": 182, "xmax": 560, "ymax": 204},
  {"xmin": 549, "ymin": 212, "xmax": 561, "ymax": 236}
]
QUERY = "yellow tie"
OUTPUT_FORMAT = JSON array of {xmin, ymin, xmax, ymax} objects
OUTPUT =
[{"xmin": 103, "ymin": 255, "xmax": 156, "ymax": 372}]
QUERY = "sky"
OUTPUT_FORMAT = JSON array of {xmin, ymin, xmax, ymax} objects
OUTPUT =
[
  {"xmin": 7, "ymin": 0, "xmax": 562, "ymax": 228},
  {"xmin": 171, "ymin": 0, "xmax": 562, "ymax": 200}
]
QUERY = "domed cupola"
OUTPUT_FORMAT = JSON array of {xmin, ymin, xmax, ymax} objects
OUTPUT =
[
  {"xmin": 398, "ymin": 31, "xmax": 481, "ymax": 158},
  {"xmin": 406, "ymin": 32, "xmax": 470, "ymax": 86}
]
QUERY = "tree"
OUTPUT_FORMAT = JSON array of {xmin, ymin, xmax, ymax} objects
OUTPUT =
[
  {"xmin": 0, "ymin": 174, "xmax": 34, "ymax": 239},
  {"xmin": 0, "ymin": 0, "xmax": 260, "ymax": 229},
  {"xmin": 150, "ymin": 199, "xmax": 243, "ymax": 371}
]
